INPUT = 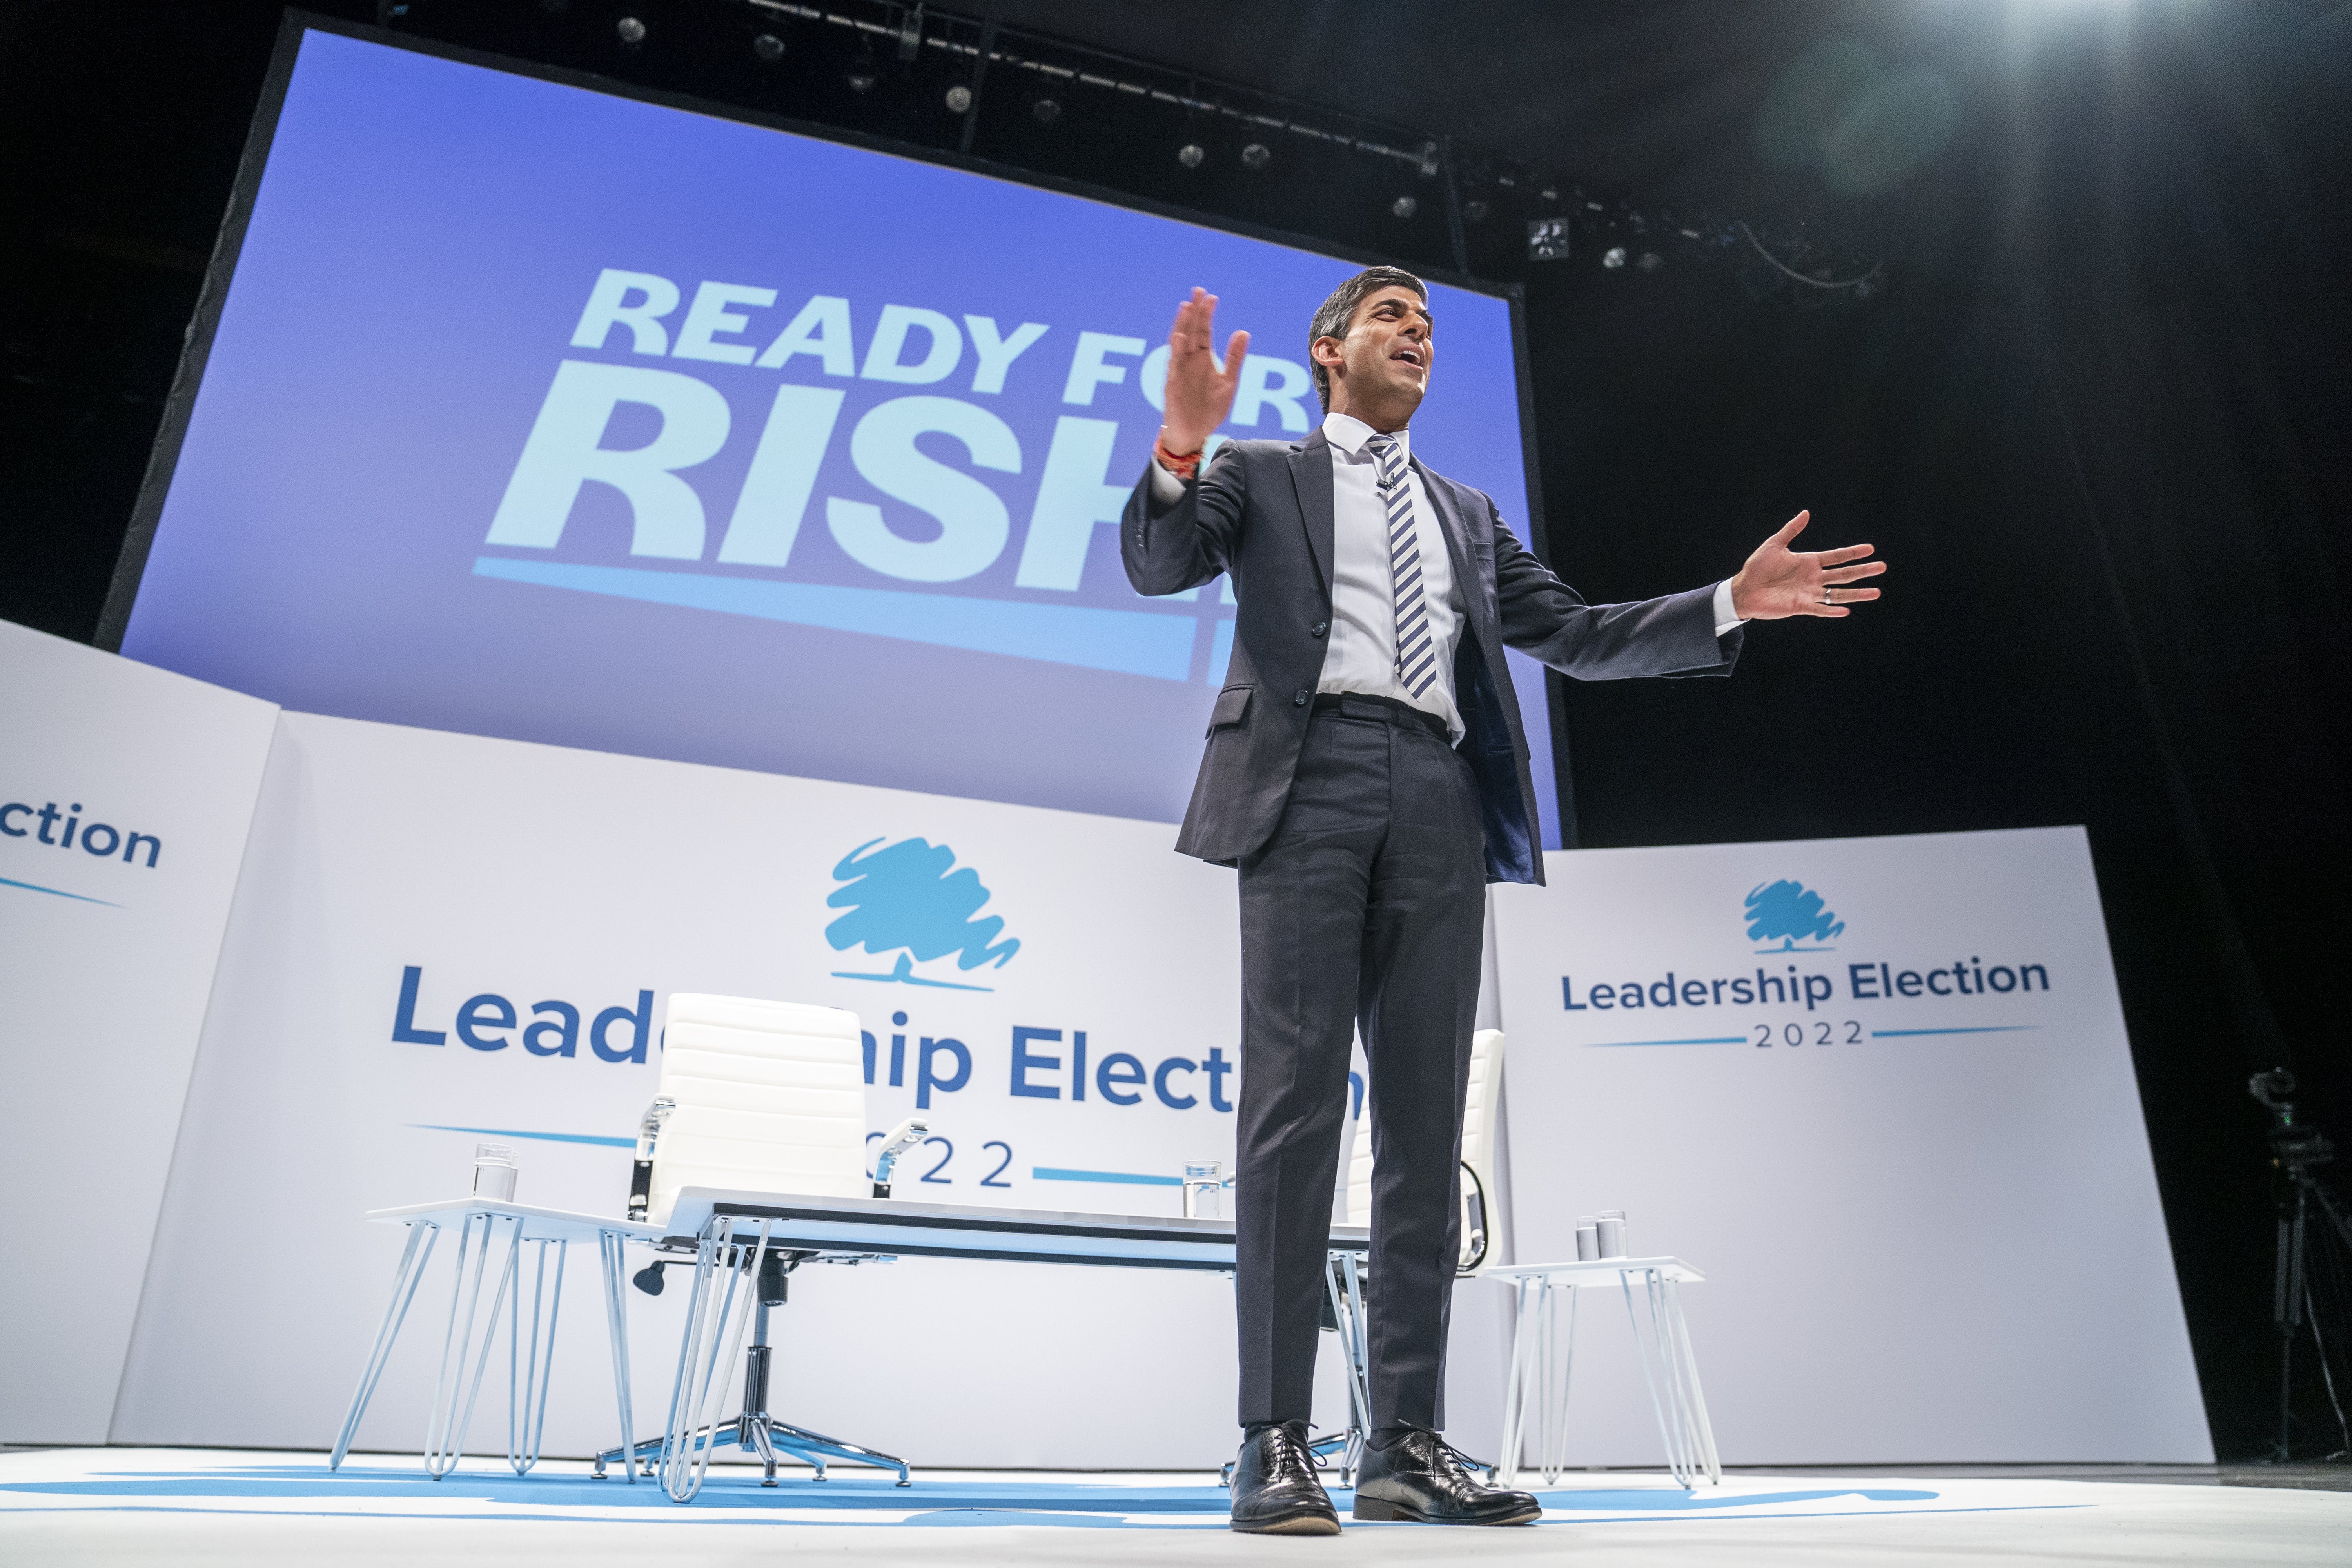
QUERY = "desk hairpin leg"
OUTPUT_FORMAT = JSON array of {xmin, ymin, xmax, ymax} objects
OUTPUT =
[
  {"xmin": 1619, "ymin": 1267, "xmax": 1717, "ymax": 1489},
  {"xmin": 423, "ymin": 1212, "xmax": 523, "ymax": 1479},
  {"xmin": 330, "ymin": 1220, "xmax": 441, "ymax": 1470},
  {"xmin": 1321, "ymin": 1251, "xmax": 1371, "ymax": 1485},
  {"xmin": 1660, "ymin": 1276, "xmax": 1720, "ymax": 1484},
  {"xmin": 1495, "ymin": 1278, "xmax": 1532, "ymax": 1488},
  {"xmin": 505, "ymin": 1237, "xmax": 566, "ymax": 1475},
  {"xmin": 593, "ymin": 1230, "xmax": 641, "ymax": 1482},
  {"xmin": 1495, "ymin": 1276, "xmax": 1578, "ymax": 1488},
  {"xmin": 657, "ymin": 1214, "xmax": 775, "ymax": 1503}
]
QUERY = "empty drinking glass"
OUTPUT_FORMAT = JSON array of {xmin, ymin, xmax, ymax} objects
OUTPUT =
[{"xmin": 473, "ymin": 1142, "xmax": 518, "ymax": 1202}]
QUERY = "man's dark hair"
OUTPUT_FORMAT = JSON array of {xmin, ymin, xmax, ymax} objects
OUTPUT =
[{"xmin": 1307, "ymin": 265, "xmax": 1429, "ymax": 410}]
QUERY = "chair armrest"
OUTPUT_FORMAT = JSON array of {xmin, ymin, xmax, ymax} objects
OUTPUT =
[{"xmin": 626, "ymin": 1096, "xmax": 675, "ymax": 1223}]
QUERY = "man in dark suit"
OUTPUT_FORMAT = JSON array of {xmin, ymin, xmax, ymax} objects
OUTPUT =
[{"xmin": 1125, "ymin": 268, "xmax": 1884, "ymax": 1534}]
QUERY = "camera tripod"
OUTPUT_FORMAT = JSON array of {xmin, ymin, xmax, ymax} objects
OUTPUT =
[{"xmin": 2252, "ymin": 1070, "xmax": 2352, "ymax": 1462}]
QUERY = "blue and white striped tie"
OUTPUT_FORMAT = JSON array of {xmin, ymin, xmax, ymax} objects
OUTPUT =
[{"xmin": 1364, "ymin": 433, "xmax": 1437, "ymax": 701}]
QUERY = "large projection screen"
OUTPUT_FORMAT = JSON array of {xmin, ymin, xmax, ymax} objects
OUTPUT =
[{"xmin": 106, "ymin": 20, "xmax": 1561, "ymax": 842}]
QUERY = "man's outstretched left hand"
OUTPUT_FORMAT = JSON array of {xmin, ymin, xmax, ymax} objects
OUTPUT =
[{"xmin": 1729, "ymin": 511, "xmax": 1886, "ymax": 620}]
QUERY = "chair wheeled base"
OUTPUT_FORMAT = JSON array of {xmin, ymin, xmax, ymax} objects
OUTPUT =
[
  {"xmin": 594, "ymin": 1411, "xmax": 909, "ymax": 1488},
  {"xmin": 608, "ymin": 1227, "xmax": 911, "ymax": 1499}
]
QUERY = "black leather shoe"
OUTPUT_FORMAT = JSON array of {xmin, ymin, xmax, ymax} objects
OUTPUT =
[
  {"xmin": 1230, "ymin": 1421, "xmax": 1341, "ymax": 1535},
  {"xmin": 1352, "ymin": 1428, "xmax": 1540, "ymax": 1526}
]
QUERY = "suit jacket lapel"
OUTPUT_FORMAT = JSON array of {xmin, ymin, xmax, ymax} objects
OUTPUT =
[{"xmin": 1287, "ymin": 428, "xmax": 1334, "ymax": 598}]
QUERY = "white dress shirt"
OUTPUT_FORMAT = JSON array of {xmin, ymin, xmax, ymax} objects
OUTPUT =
[
  {"xmin": 1307, "ymin": 413, "xmax": 1468, "ymax": 737},
  {"xmin": 1155, "ymin": 412, "xmax": 1745, "ymax": 738}
]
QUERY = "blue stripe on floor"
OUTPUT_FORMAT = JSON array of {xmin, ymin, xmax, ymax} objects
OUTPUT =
[{"xmin": 0, "ymin": 1466, "xmax": 1960, "ymax": 1516}]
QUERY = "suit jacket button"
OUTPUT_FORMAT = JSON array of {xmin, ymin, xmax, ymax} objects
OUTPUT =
[
  {"xmin": 1292, "ymin": 690, "xmax": 1310, "ymax": 706},
  {"xmin": 1310, "ymin": 621, "xmax": 1328, "ymax": 638}
]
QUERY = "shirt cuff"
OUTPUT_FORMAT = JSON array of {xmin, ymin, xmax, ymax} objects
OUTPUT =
[
  {"xmin": 1712, "ymin": 578, "xmax": 1743, "ymax": 637},
  {"xmin": 1147, "ymin": 459, "xmax": 1187, "ymax": 507}
]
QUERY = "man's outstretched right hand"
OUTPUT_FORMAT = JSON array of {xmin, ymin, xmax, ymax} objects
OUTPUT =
[{"xmin": 1161, "ymin": 286, "xmax": 1250, "ymax": 456}]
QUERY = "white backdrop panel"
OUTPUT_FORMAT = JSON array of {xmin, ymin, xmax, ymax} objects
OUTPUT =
[
  {"xmin": 0, "ymin": 623, "xmax": 278, "ymax": 1442},
  {"xmin": 1491, "ymin": 827, "xmax": 2209, "ymax": 1464},
  {"xmin": 111, "ymin": 710, "xmax": 1375, "ymax": 1465}
]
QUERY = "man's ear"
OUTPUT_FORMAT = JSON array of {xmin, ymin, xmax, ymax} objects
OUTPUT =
[{"xmin": 1310, "ymin": 335, "xmax": 1345, "ymax": 370}]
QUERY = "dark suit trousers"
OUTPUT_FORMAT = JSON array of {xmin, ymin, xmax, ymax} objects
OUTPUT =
[{"xmin": 1233, "ymin": 695, "xmax": 1488, "ymax": 1431}]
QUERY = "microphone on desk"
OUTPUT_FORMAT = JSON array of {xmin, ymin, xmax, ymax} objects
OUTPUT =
[{"xmin": 870, "ymin": 1117, "xmax": 929, "ymax": 1198}]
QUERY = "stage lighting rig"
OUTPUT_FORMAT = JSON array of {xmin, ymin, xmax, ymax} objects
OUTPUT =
[{"xmin": 366, "ymin": 0, "xmax": 1879, "ymax": 296}]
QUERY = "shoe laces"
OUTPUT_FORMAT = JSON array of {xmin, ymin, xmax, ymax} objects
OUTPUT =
[{"xmin": 1396, "ymin": 1427, "xmax": 1493, "ymax": 1479}]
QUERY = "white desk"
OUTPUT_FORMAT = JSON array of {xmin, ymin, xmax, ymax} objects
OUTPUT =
[
  {"xmin": 1488, "ymin": 1257, "xmax": 1720, "ymax": 1489},
  {"xmin": 334, "ymin": 1200, "xmax": 661, "ymax": 1481},
  {"xmin": 661, "ymin": 1187, "xmax": 1369, "ymax": 1270},
  {"xmin": 639, "ymin": 1188, "xmax": 1377, "ymax": 1501},
  {"xmin": 338, "ymin": 1192, "xmax": 1377, "ymax": 1501}
]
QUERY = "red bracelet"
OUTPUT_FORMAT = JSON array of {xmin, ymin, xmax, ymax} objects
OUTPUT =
[{"xmin": 1153, "ymin": 431, "xmax": 1203, "ymax": 481}]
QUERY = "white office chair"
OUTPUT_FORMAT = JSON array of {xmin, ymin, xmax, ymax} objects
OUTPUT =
[
  {"xmin": 1347, "ymin": 1028, "xmax": 1504, "ymax": 1276},
  {"xmin": 600, "ymin": 993, "xmax": 909, "ymax": 1489}
]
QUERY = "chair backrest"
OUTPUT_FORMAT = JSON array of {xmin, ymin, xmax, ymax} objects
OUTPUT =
[
  {"xmin": 1346, "ymin": 1029, "xmax": 1505, "ymax": 1275},
  {"xmin": 646, "ymin": 993, "xmax": 867, "ymax": 1229}
]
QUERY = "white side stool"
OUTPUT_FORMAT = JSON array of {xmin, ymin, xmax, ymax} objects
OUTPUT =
[{"xmin": 1488, "ymin": 1257, "xmax": 1720, "ymax": 1489}]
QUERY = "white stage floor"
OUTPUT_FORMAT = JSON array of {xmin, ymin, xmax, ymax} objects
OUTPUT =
[{"xmin": 2, "ymin": 1448, "xmax": 2345, "ymax": 1566}]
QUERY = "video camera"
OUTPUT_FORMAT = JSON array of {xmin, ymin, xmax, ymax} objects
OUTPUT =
[{"xmin": 2250, "ymin": 1068, "xmax": 2336, "ymax": 1175}]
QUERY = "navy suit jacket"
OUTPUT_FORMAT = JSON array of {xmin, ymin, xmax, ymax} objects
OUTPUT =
[{"xmin": 1121, "ymin": 428, "xmax": 1740, "ymax": 885}]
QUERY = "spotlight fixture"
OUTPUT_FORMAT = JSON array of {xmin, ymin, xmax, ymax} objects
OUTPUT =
[
  {"xmin": 1602, "ymin": 246, "xmax": 1627, "ymax": 269},
  {"xmin": 1636, "ymin": 251, "xmax": 1663, "ymax": 272},
  {"xmin": 1463, "ymin": 200, "xmax": 1490, "ymax": 223},
  {"xmin": 615, "ymin": 15, "xmax": 646, "ymax": 44},
  {"xmin": 1391, "ymin": 196, "xmax": 1418, "ymax": 219},
  {"xmin": 1177, "ymin": 143, "xmax": 1205, "ymax": 169},
  {"xmin": 1031, "ymin": 97, "xmax": 1062, "ymax": 125},
  {"xmin": 845, "ymin": 61, "xmax": 878, "ymax": 93},
  {"xmin": 1527, "ymin": 217, "xmax": 1570, "ymax": 262},
  {"xmin": 945, "ymin": 84, "xmax": 973, "ymax": 113},
  {"xmin": 1417, "ymin": 140, "xmax": 1441, "ymax": 178},
  {"xmin": 751, "ymin": 33, "xmax": 784, "ymax": 63},
  {"xmin": 1241, "ymin": 142, "xmax": 1271, "ymax": 171}
]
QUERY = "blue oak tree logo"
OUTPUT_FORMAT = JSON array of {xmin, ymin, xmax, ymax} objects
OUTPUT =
[
  {"xmin": 1744, "ymin": 880, "xmax": 1845, "ymax": 953},
  {"xmin": 826, "ymin": 836, "xmax": 1021, "ymax": 992}
]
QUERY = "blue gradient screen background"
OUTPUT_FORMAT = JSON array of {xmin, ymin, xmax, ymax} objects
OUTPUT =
[{"xmin": 122, "ymin": 28, "xmax": 1559, "ymax": 842}]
